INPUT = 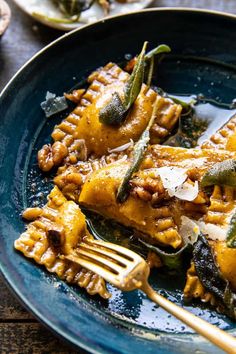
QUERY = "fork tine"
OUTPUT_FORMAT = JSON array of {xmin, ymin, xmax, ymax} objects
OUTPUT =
[
  {"xmin": 75, "ymin": 248, "xmax": 124, "ymax": 273},
  {"xmin": 79, "ymin": 242, "xmax": 132, "ymax": 266},
  {"xmin": 65, "ymin": 254, "xmax": 121, "ymax": 286},
  {"xmin": 88, "ymin": 240, "xmax": 140, "ymax": 261}
]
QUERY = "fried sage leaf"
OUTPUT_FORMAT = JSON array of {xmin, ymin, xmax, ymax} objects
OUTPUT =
[
  {"xmin": 146, "ymin": 56, "xmax": 155, "ymax": 87},
  {"xmin": 193, "ymin": 233, "xmax": 226, "ymax": 300},
  {"xmin": 201, "ymin": 159, "xmax": 236, "ymax": 188},
  {"xmin": 98, "ymin": 92, "xmax": 127, "ymax": 125},
  {"xmin": 117, "ymin": 99, "xmax": 159, "ymax": 202},
  {"xmin": 193, "ymin": 233, "xmax": 236, "ymax": 319},
  {"xmin": 99, "ymin": 42, "xmax": 147, "ymax": 125},
  {"xmin": 99, "ymin": 42, "xmax": 171, "ymax": 126},
  {"xmin": 117, "ymin": 130, "xmax": 149, "ymax": 202},
  {"xmin": 139, "ymin": 239, "xmax": 189, "ymax": 269},
  {"xmin": 124, "ymin": 41, "xmax": 148, "ymax": 109},
  {"xmin": 145, "ymin": 44, "xmax": 171, "ymax": 60},
  {"xmin": 145, "ymin": 44, "xmax": 171, "ymax": 87},
  {"xmin": 226, "ymin": 211, "xmax": 236, "ymax": 248}
]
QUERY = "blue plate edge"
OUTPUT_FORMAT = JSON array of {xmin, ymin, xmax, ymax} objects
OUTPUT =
[{"xmin": 0, "ymin": 7, "xmax": 236, "ymax": 353}]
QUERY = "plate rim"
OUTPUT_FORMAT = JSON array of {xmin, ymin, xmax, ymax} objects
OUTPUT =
[
  {"xmin": 1, "ymin": 7, "xmax": 236, "ymax": 353},
  {"xmin": 12, "ymin": 0, "xmax": 154, "ymax": 31},
  {"xmin": 1, "ymin": 7, "xmax": 236, "ymax": 99}
]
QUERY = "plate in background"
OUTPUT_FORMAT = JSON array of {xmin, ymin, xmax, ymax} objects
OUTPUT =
[
  {"xmin": 0, "ymin": 8, "xmax": 236, "ymax": 354},
  {"xmin": 13, "ymin": 0, "xmax": 153, "ymax": 30},
  {"xmin": 0, "ymin": 0, "xmax": 11, "ymax": 35}
]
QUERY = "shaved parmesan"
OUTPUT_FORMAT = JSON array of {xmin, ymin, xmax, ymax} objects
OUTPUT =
[
  {"xmin": 196, "ymin": 221, "xmax": 227, "ymax": 241},
  {"xmin": 158, "ymin": 166, "xmax": 199, "ymax": 201},
  {"xmin": 158, "ymin": 166, "xmax": 187, "ymax": 189},
  {"xmin": 169, "ymin": 181, "xmax": 199, "ymax": 201},
  {"xmin": 179, "ymin": 216, "xmax": 200, "ymax": 244}
]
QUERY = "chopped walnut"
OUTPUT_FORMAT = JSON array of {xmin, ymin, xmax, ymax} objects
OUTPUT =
[
  {"xmin": 38, "ymin": 142, "xmax": 68, "ymax": 172},
  {"xmin": 130, "ymin": 175, "xmax": 170, "ymax": 205},
  {"xmin": 52, "ymin": 142, "xmax": 68, "ymax": 165},
  {"xmin": 131, "ymin": 187, "xmax": 152, "ymax": 202},
  {"xmin": 38, "ymin": 144, "xmax": 54, "ymax": 172}
]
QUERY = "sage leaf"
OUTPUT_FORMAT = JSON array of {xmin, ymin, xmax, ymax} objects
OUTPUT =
[
  {"xmin": 99, "ymin": 41, "xmax": 148, "ymax": 126},
  {"xmin": 201, "ymin": 159, "xmax": 236, "ymax": 188},
  {"xmin": 139, "ymin": 239, "xmax": 189, "ymax": 270},
  {"xmin": 99, "ymin": 92, "xmax": 126, "ymax": 125},
  {"xmin": 145, "ymin": 45, "xmax": 171, "ymax": 90},
  {"xmin": 124, "ymin": 41, "xmax": 148, "ymax": 109},
  {"xmin": 99, "ymin": 42, "xmax": 171, "ymax": 126},
  {"xmin": 193, "ymin": 233, "xmax": 229, "ymax": 302},
  {"xmin": 193, "ymin": 233, "xmax": 236, "ymax": 319},
  {"xmin": 117, "ymin": 129, "xmax": 150, "ymax": 202},
  {"xmin": 117, "ymin": 99, "xmax": 159, "ymax": 202},
  {"xmin": 145, "ymin": 44, "xmax": 171, "ymax": 60},
  {"xmin": 226, "ymin": 211, "xmax": 236, "ymax": 248},
  {"xmin": 146, "ymin": 56, "xmax": 154, "ymax": 87}
]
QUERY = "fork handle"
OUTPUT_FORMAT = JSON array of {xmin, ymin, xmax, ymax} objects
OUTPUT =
[{"xmin": 141, "ymin": 282, "xmax": 236, "ymax": 353}]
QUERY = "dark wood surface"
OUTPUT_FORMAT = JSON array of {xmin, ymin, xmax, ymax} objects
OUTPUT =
[{"xmin": 1, "ymin": 0, "xmax": 236, "ymax": 353}]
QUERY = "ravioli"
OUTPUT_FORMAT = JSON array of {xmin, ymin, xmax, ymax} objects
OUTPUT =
[
  {"xmin": 201, "ymin": 114, "xmax": 236, "ymax": 151},
  {"xmin": 38, "ymin": 63, "xmax": 182, "ymax": 171},
  {"xmin": 15, "ymin": 186, "xmax": 110, "ymax": 299},
  {"xmin": 51, "ymin": 145, "xmax": 236, "ymax": 249}
]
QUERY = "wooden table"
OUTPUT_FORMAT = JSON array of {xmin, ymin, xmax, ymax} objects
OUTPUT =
[{"xmin": 1, "ymin": 0, "xmax": 236, "ymax": 352}]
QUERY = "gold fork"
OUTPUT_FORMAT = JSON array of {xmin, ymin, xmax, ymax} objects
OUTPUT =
[{"xmin": 65, "ymin": 239, "xmax": 236, "ymax": 353}]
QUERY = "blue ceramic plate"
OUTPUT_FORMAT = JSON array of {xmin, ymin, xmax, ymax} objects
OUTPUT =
[{"xmin": 1, "ymin": 8, "xmax": 236, "ymax": 354}]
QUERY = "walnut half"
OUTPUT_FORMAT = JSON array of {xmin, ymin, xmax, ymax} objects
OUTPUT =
[{"xmin": 38, "ymin": 142, "xmax": 68, "ymax": 172}]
